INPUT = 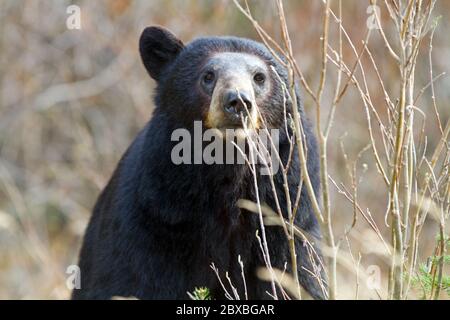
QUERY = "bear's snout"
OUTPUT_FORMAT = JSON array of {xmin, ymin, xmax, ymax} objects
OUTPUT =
[{"xmin": 222, "ymin": 90, "xmax": 253, "ymax": 125}]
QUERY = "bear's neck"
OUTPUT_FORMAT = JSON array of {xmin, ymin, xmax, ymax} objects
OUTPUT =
[{"xmin": 136, "ymin": 113, "xmax": 258, "ymax": 225}]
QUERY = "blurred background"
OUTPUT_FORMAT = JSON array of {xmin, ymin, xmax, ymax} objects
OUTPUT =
[{"xmin": 0, "ymin": 0, "xmax": 449, "ymax": 299}]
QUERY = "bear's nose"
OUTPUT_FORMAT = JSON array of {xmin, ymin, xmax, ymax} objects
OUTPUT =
[{"xmin": 223, "ymin": 90, "xmax": 252, "ymax": 122}]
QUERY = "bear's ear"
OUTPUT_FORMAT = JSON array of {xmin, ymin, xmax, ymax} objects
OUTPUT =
[{"xmin": 139, "ymin": 26, "xmax": 184, "ymax": 81}]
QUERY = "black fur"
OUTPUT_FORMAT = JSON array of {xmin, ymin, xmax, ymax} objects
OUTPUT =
[{"xmin": 72, "ymin": 27, "xmax": 325, "ymax": 300}]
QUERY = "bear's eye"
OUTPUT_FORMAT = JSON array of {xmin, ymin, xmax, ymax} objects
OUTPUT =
[
  {"xmin": 202, "ymin": 71, "xmax": 215, "ymax": 84},
  {"xmin": 253, "ymin": 72, "xmax": 266, "ymax": 84}
]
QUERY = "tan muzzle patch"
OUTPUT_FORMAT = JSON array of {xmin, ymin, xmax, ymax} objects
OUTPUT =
[{"xmin": 204, "ymin": 77, "xmax": 260, "ymax": 134}]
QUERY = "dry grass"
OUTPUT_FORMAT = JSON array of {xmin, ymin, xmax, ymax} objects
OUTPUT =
[{"xmin": 0, "ymin": 0, "xmax": 449, "ymax": 299}]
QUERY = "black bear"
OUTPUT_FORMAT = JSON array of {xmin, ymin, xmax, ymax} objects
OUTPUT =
[{"xmin": 72, "ymin": 26, "xmax": 325, "ymax": 300}]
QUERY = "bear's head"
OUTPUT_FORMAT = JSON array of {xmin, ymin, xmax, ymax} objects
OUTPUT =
[{"xmin": 139, "ymin": 26, "xmax": 294, "ymax": 135}]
